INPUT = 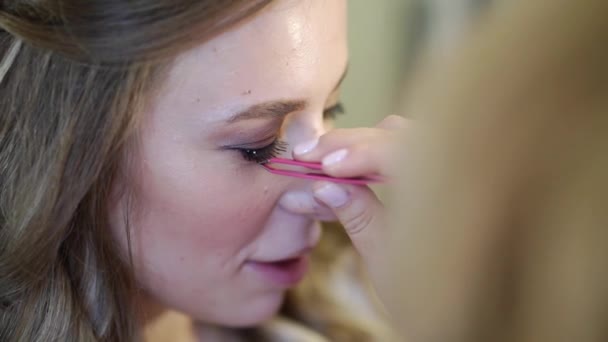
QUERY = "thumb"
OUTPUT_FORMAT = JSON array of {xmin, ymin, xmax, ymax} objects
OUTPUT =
[{"xmin": 312, "ymin": 181, "xmax": 385, "ymax": 264}]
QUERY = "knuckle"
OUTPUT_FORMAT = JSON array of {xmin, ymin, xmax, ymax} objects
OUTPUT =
[
  {"xmin": 379, "ymin": 115, "xmax": 407, "ymax": 129},
  {"xmin": 386, "ymin": 114, "xmax": 404, "ymax": 122},
  {"xmin": 343, "ymin": 207, "xmax": 374, "ymax": 236}
]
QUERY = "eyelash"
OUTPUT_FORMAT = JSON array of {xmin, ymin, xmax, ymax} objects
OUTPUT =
[
  {"xmin": 236, "ymin": 102, "xmax": 345, "ymax": 164},
  {"xmin": 237, "ymin": 139, "xmax": 287, "ymax": 164}
]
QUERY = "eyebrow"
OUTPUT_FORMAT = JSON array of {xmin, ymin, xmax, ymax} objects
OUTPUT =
[
  {"xmin": 226, "ymin": 65, "xmax": 349, "ymax": 123},
  {"xmin": 226, "ymin": 100, "xmax": 307, "ymax": 123}
]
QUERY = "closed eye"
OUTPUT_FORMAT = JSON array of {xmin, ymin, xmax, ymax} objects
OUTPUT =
[
  {"xmin": 228, "ymin": 102, "xmax": 344, "ymax": 164},
  {"xmin": 323, "ymin": 102, "xmax": 345, "ymax": 120},
  {"xmin": 231, "ymin": 139, "xmax": 287, "ymax": 164}
]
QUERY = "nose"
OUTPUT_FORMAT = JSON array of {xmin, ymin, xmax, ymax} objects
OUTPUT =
[{"xmin": 282, "ymin": 109, "xmax": 328, "ymax": 155}]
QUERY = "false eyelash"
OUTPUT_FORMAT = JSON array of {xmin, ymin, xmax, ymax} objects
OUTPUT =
[
  {"xmin": 323, "ymin": 102, "xmax": 346, "ymax": 120},
  {"xmin": 238, "ymin": 139, "xmax": 287, "ymax": 164}
]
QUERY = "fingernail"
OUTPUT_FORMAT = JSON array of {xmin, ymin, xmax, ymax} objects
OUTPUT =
[
  {"xmin": 322, "ymin": 149, "xmax": 348, "ymax": 168},
  {"xmin": 279, "ymin": 191, "xmax": 317, "ymax": 213},
  {"xmin": 314, "ymin": 183, "xmax": 350, "ymax": 208},
  {"xmin": 294, "ymin": 139, "xmax": 318, "ymax": 155}
]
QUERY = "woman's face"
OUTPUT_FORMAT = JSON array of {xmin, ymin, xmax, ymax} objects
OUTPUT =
[{"xmin": 109, "ymin": 0, "xmax": 348, "ymax": 326}]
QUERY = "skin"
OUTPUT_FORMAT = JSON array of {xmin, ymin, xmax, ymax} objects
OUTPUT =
[
  {"xmin": 109, "ymin": 0, "xmax": 350, "ymax": 331},
  {"xmin": 295, "ymin": 115, "xmax": 405, "ymax": 281},
  {"xmin": 106, "ymin": 0, "xmax": 406, "ymax": 339}
]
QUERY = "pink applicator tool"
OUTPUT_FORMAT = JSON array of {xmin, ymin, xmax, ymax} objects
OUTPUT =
[{"xmin": 261, "ymin": 157, "xmax": 386, "ymax": 185}]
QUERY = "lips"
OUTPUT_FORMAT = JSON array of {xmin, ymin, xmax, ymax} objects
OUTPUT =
[{"xmin": 245, "ymin": 249, "xmax": 311, "ymax": 287}]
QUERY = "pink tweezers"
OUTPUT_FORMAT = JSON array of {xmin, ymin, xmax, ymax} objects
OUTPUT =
[{"xmin": 261, "ymin": 158, "xmax": 385, "ymax": 185}]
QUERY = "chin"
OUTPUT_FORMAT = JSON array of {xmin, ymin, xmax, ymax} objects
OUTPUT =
[{"xmin": 221, "ymin": 290, "xmax": 286, "ymax": 327}]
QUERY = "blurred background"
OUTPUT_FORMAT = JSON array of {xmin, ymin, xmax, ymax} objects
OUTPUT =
[{"xmin": 340, "ymin": 0, "xmax": 495, "ymax": 127}]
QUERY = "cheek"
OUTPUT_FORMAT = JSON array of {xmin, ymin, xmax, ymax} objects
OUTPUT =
[
  {"xmin": 107, "ymin": 161, "xmax": 286, "ymax": 323},
  {"xmin": 127, "ymin": 149, "xmax": 279, "ymax": 263}
]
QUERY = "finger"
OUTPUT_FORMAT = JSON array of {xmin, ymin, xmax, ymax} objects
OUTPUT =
[
  {"xmin": 292, "ymin": 128, "xmax": 377, "ymax": 161},
  {"xmin": 312, "ymin": 182, "xmax": 385, "ymax": 264},
  {"xmin": 376, "ymin": 114, "xmax": 408, "ymax": 131},
  {"xmin": 293, "ymin": 116, "xmax": 408, "ymax": 161},
  {"xmin": 320, "ymin": 138, "xmax": 393, "ymax": 178},
  {"xmin": 277, "ymin": 190, "xmax": 339, "ymax": 221}
]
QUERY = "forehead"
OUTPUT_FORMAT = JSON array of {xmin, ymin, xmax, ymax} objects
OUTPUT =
[{"xmin": 154, "ymin": 0, "xmax": 348, "ymax": 122}]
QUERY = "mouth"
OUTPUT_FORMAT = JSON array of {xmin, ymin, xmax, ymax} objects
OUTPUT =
[{"xmin": 245, "ymin": 252, "xmax": 311, "ymax": 288}]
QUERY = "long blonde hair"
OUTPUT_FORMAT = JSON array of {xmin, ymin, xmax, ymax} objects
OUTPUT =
[
  {"xmin": 0, "ymin": 2, "xmax": 266, "ymax": 341},
  {"xmin": 387, "ymin": 0, "xmax": 608, "ymax": 341}
]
